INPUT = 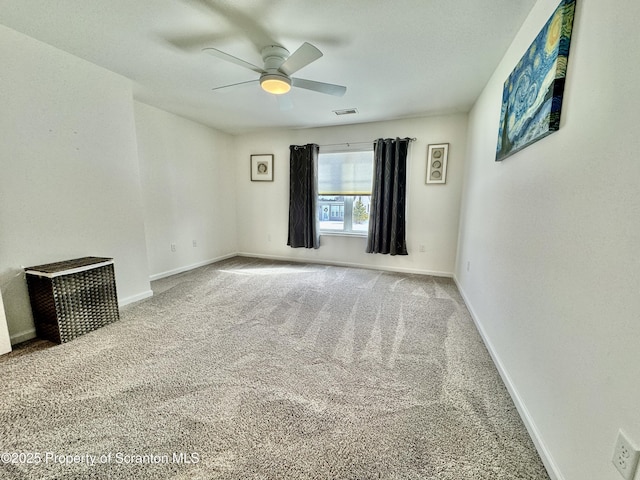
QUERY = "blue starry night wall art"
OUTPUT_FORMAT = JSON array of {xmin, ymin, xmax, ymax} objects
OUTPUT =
[{"xmin": 496, "ymin": 0, "xmax": 576, "ymax": 161}]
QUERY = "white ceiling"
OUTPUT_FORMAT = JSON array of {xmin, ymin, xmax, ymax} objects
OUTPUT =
[{"xmin": 0, "ymin": 0, "xmax": 536, "ymax": 135}]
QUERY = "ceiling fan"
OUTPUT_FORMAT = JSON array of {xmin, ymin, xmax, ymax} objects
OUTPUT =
[{"xmin": 202, "ymin": 42, "xmax": 346, "ymax": 97}]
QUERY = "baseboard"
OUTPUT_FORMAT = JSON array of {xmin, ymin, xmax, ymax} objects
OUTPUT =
[
  {"xmin": 149, "ymin": 253, "xmax": 238, "ymax": 282},
  {"xmin": 237, "ymin": 252, "xmax": 454, "ymax": 278},
  {"xmin": 453, "ymin": 275, "xmax": 564, "ymax": 480},
  {"xmin": 11, "ymin": 328, "xmax": 37, "ymax": 345},
  {"xmin": 118, "ymin": 290, "xmax": 153, "ymax": 307}
]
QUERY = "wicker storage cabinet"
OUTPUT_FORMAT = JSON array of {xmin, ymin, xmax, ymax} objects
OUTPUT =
[{"xmin": 25, "ymin": 257, "xmax": 120, "ymax": 344}]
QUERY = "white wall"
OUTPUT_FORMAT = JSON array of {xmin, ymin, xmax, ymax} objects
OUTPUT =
[
  {"xmin": 455, "ymin": 1, "xmax": 640, "ymax": 479},
  {"xmin": 134, "ymin": 102, "xmax": 237, "ymax": 279},
  {"xmin": 0, "ymin": 25, "xmax": 152, "ymax": 343},
  {"xmin": 234, "ymin": 115, "xmax": 467, "ymax": 276}
]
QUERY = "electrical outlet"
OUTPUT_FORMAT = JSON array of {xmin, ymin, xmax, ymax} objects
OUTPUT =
[
  {"xmin": 466, "ymin": 261, "xmax": 471, "ymax": 272},
  {"xmin": 192, "ymin": 240, "xmax": 197, "ymax": 247},
  {"xmin": 613, "ymin": 430, "xmax": 639, "ymax": 479},
  {"xmin": 170, "ymin": 243, "xmax": 176, "ymax": 252},
  {"xmin": 419, "ymin": 244, "xmax": 425, "ymax": 252}
]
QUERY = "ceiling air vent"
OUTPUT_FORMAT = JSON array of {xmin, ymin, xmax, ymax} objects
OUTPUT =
[{"xmin": 333, "ymin": 108, "xmax": 358, "ymax": 116}]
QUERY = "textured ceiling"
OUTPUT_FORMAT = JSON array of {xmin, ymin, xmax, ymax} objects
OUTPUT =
[{"xmin": 0, "ymin": 0, "xmax": 536, "ymax": 134}]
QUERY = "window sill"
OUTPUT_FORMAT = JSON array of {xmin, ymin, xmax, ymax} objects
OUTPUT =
[{"xmin": 319, "ymin": 231, "xmax": 367, "ymax": 238}]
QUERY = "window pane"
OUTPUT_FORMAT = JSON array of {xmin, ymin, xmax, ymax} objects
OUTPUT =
[
  {"xmin": 318, "ymin": 196, "xmax": 344, "ymax": 231},
  {"xmin": 351, "ymin": 195, "xmax": 370, "ymax": 232},
  {"xmin": 318, "ymin": 195, "xmax": 370, "ymax": 233}
]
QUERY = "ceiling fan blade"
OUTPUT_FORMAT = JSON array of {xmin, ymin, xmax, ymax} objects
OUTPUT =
[
  {"xmin": 212, "ymin": 79, "xmax": 259, "ymax": 92},
  {"xmin": 291, "ymin": 78, "xmax": 347, "ymax": 97},
  {"xmin": 202, "ymin": 47, "xmax": 265, "ymax": 74},
  {"xmin": 166, "ymin": 33, "xmax": 230, "ymax": 52},
  {"xmin": 279, "ymin": 42, "xmax": 323, "ymax": 76}
]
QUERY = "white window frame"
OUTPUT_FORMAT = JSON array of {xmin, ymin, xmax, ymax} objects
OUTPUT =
[{"xmin": 317, "ymin": 146, "xmax": 373, "ymax": 237}]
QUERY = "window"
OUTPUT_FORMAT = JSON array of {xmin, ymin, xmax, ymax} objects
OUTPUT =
[{"xmin": 317, "ymin": 149, "xmax": 373, "ymax": 235}]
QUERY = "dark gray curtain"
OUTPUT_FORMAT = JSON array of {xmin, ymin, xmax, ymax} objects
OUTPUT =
[
  {"xmin": 287, "ymin": 144, "xmax": 320, "ymax": 249},
  {"xmin": 366, "ymin": 137, "xmax": 410, "ymax": 255}
]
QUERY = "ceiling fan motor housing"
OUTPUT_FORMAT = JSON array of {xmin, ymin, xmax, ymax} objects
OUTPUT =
[
  {"xmin": 261, "ymin": 45, "xmax": 290, "ymax": 69},
  {"xmin": 260, "ymin": 45, "xmax": 292, "ymax": 94}
]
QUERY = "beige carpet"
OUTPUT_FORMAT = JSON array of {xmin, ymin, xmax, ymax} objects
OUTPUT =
[{"xmin": 0, "ymin": 257, "xmax": 550, "ymax": 479}]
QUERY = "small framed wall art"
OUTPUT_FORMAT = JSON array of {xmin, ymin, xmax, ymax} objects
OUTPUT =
[
  {"xmin": 250, "ymin": 154, "xmax": 274, "ymax": 182},
  {"xmin": 426, "ymin": 144, "xmax": 448, "ymax": 184}
]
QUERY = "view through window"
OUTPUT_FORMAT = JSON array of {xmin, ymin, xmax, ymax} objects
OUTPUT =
[{"xmin": 318, "ymin": 149, "xmax": 373, "ymax": 234}]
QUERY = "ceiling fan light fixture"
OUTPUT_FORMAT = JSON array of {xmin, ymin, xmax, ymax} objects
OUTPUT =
[{"xmin": 260, "ymin": 74, "xmax": 291, "ymax": 95}]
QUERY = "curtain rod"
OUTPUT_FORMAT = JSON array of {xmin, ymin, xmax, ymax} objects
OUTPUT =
[{"xmin": 319, "ymin": 138, "xmax": 417, "ymax": 148}]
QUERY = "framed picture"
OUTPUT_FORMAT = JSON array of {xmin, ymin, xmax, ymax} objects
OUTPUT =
[
  {"xmin": 426, "ymin": 144, "xmax": 448, "ymax": 184},
  {"xmin": 250, "ymin": 154, "xmax": 274, "ymax": 182},
  {"xmin": 495, "ymin": 0, "xmax": 576, "ymax": 161}
]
